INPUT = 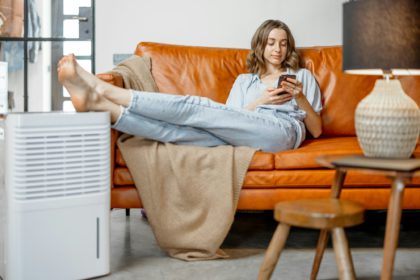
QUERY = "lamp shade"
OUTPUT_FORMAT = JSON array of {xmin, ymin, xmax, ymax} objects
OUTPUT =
[{"xmin": 343, "ymin": 0, "xmax": 420, "ymax": 75}]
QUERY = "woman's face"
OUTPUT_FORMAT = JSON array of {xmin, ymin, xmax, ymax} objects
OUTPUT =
[{"xmin": 263, "ymin": 28, "xmax": 288, "ymax": 68}]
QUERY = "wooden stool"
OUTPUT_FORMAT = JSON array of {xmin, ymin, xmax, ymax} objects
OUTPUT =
[{"xmin": 258, "ymin": 198, "xmax": 365, "ymax": 280}]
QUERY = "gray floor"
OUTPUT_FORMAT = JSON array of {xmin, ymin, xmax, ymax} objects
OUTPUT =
[{"xmin": 103, "ymin": 209, "xmax": 420, "ymax": 280}]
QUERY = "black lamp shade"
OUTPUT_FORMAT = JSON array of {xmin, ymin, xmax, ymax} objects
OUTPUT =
[{"xmin": 343, "ymin": 0, "xmax": 420, "ymax": 73}]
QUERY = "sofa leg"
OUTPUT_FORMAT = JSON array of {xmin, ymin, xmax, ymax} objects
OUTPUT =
[{"xmin": 126, "ymin": 209, "xmax": 130, "ymax": 216}]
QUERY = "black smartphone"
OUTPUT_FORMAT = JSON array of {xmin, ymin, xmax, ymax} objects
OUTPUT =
[{"xmin": 277, "ymin": 74, "xmax": 296, "ymax": 89}]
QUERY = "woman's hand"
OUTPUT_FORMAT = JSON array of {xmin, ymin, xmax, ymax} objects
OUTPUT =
[
  {"xmin": 245, "ymin": 87, "xmax": 292, "ymax": 111},
  {"xmin": 281, "ymin": 77, "xmax": 322, "ymax": 138},
  {"xmin": 279, "ymin": 78, "xmax": 303, "ymax": 98},
  {"xmin": 262, "ymin": 87, "xmax": 293, "ymax": 105}
]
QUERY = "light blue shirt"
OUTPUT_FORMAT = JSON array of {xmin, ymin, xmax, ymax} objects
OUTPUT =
[{"xmin": 225, "ymin": 68, "xmax": 322, "ymax": 148}]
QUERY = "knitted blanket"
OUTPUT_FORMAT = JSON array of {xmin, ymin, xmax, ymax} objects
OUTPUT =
[{"xmin": 112, "ymin": 55, "xmax": 256, "ymax": 261}]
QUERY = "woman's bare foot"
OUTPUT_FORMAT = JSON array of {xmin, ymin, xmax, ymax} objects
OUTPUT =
[{"xmin": 58, "ymin": 54, "xmax": 107, "ymax": 112}]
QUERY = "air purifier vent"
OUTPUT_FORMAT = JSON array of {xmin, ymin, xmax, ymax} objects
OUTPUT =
[{"xmin": 11, "ymin": 125, "xmax": 110, "ymax": 201}]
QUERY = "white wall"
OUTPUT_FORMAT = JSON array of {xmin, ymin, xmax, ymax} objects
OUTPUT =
[{"xmin": 95, "ymin": 0, "xmax": 346, "ymax": 73}]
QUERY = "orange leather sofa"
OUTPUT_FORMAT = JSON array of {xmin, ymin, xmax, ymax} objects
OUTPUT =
[{"xmin": 98, "ymin": 42, "xmax": 420, "ymax": 211}]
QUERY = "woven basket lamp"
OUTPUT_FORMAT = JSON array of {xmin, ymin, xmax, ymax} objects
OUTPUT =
[{"xmin": 343, "ymin": 0, "xmax": 420, "ymax": 158}]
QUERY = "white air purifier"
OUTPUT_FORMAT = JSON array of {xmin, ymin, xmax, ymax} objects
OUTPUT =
[{"xmin": 0, "ymin": 112, "xmax": 110, "ymax": 280}]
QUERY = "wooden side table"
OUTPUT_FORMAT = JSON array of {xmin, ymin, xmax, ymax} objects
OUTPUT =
[
  {"xmin": 317, "ymin": 155, "xmax": 420, "ymax": 280},
  {"xmin": 258, "ymin": 198, "xmax": 364, "ymax": 280}
]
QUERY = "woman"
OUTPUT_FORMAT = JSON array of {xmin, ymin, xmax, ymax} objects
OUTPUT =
[{"xmin": 58, "ymin": 19, "xmax": 322, "ymax": 153}]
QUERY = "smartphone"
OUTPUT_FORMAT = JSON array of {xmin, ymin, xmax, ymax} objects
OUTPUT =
[{"xmin": 277, "ymin": 74, "xmax": 296, "ymax": 89}]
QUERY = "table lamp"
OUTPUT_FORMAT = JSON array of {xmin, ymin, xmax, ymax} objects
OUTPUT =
[{"xmin": 343, "ymin": 0, "xmax": 420, "ymax": 158}]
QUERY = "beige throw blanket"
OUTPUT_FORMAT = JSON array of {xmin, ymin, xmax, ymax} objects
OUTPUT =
[
  {"xmin": 108, "ymin": 55, "xmax": 160, "ymax": 92},
  {"xmin": 112, "ymin": 55, "xmax": 256, "ymax": 261}
]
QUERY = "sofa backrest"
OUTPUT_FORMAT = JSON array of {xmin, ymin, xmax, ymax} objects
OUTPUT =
[{"xmin": 135, "ymin": 42, "xmax": 420, "ymax": 137}]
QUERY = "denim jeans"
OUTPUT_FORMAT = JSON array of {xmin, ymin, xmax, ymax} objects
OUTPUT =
[{"xmin": 112, "ymin": 91, "xmax": 298, "ymax": 152}]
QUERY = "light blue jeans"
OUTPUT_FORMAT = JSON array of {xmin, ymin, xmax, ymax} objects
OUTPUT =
[{"xmin": 112, "ymin": 91, "xmax": 298, "ymax": 152}]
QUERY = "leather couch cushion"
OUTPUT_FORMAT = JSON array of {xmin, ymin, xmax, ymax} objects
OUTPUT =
[
  {"xmin": 113, "ymin": 168, "xmax": 420, "ymax": 189},
  {"xmin": 116, "ymin": 148, "xmax": 274, "ymax": 170},
  {"xmin": 114, "ymin": 137, "xmax": 361, "ymax": 171},
  {"xmin": 275, "ymin": 136, "xmax": 362, "ymax": 169},
  {"xmin": 115, "ymin": 136, "xmax": 420, "ymax": 172},
  {"xmin": 114, "ymin": 137, "xmax": 420, "ymax": 186},
  {"xmin": 114, "ymin": 155, "xmax": 420, "ymax": 188}
]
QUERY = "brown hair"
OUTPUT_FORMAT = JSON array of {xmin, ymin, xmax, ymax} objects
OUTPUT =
[{"xmin": 246, "ymin": 20, "xmax": 300, "ymax": 75}]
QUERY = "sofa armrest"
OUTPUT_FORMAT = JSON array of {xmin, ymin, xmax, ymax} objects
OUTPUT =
[{"xmin": 96, "ymin": 72, "xmax": 124, "ymax": 88}]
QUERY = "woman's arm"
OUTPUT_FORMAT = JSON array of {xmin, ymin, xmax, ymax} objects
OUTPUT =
[
  {"xmin": 294, "ymin": 93, "xmax": 322, "ymax": 138},
  {"xmin": 281, "ymin": 73, "xmax": 323, "ymax": 138}
]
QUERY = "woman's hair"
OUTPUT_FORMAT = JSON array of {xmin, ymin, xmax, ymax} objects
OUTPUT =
[{"xmin": 247, "ymin": 19, "xmax": 300, "ymax": 75}]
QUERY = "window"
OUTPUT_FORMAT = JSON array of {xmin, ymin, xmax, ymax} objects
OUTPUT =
[{"xmin": 0, "ymin": 0, "xmax": 95, "ymax": 112}]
